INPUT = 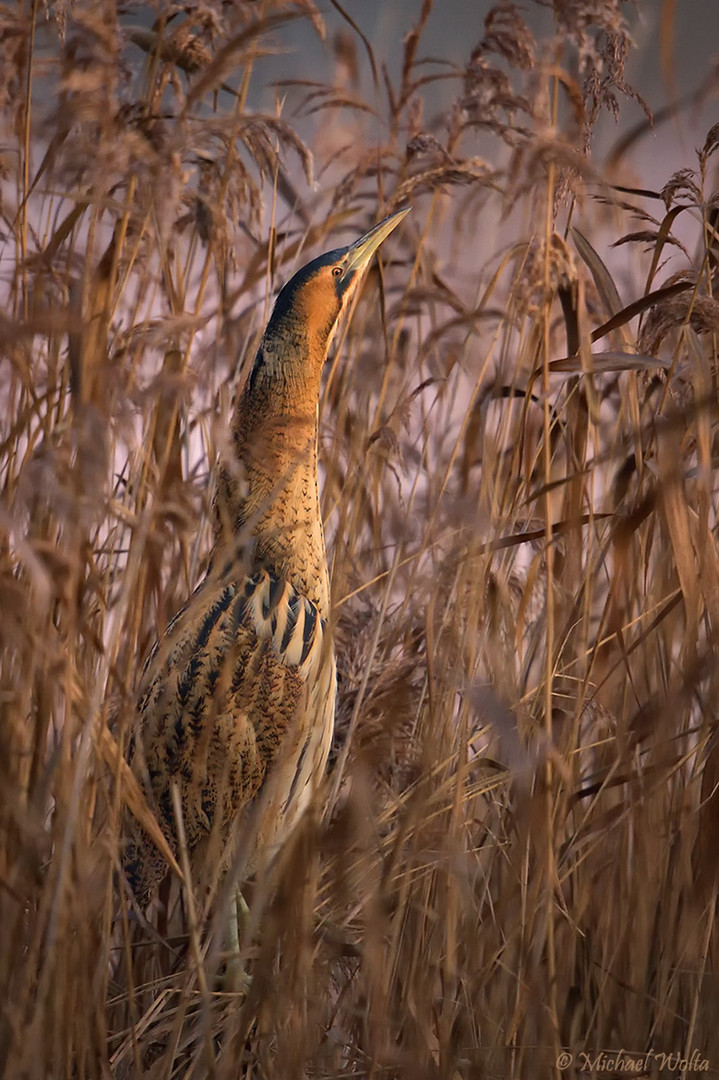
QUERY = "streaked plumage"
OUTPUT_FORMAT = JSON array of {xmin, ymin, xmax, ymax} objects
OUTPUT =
[
  {"xmin": 123, "ymin": 564, "xmax": 334, "ymax": 902},
  {"xmin": 123, "ymin": 206, "xmax": 409, "ymax": 908}
]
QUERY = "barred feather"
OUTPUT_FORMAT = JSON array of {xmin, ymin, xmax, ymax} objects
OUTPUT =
[
  {"xmin": 124, "ymin": 566, "xmax": 336, "ymax": 904},
  {"xmin": 122, "ymin": 208, "xmax": 407, "ymax": 907}
]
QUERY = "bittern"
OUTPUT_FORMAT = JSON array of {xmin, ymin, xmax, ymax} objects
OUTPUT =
[{"xmin": 122, "ymin": 207, "xmax": 409, "ymax": 950}]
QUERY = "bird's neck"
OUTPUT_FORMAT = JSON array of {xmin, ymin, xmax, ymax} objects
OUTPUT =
[{"xmin": 215, "ymin": 324, "xmax": 330, "ymax": 617}]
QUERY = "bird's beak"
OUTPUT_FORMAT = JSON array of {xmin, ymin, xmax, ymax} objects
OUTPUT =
[{"xmin": 342, "ymin": 206, "xmax": 410, "ymax": 277}]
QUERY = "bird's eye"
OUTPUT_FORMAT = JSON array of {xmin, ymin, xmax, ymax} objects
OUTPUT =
[{"xmin": 332, "ymin": 266, "xmax": 343, "ymax": 278}]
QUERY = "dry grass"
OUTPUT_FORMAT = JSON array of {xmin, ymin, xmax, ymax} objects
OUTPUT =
[{"xmin": 2, "ymin": 1, "xmax": 719, "ymax": 1076}]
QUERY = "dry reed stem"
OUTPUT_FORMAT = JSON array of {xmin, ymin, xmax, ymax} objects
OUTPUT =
[{"xmin": 1, "ymin": 1, "xmax": 719, "ymax": 1077}]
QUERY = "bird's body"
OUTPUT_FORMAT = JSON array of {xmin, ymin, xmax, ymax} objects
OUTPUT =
[
  {"xmin": 122, "ymin": 563, "xmax": 335, "ymax": 902},
  {"xmin": 123, "ymin": 207, "xmax": 409, "ymax": 908}
]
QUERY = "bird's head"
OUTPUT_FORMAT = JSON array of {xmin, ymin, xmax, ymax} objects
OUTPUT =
[
  {"xmin": 227, "ymin": 205, "xmax": 409, "ymax": 562},
  {"xmin": 266, "ymin": 205, "xmax": 410, "ymax": 356}
]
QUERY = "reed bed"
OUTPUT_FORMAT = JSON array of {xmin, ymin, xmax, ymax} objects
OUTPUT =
[{"xmin": 1, "ymin": 1, "xmax": 719, "ymax": 1076}]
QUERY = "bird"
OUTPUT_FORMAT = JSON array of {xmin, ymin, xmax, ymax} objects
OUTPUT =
[{"xmin": 122, "ymin": 206, "xmax": 410, "ymax": 950}]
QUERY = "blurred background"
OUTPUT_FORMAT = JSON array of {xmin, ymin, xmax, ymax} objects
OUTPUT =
[{"xmin": 2, "ymin": 1, "xmax": 719, "ymax": 1077}]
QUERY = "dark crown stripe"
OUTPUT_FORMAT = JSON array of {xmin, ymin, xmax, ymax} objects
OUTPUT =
[{"xmin": 247, "ymin": 345, "xmax": 266, "ymax": 394}]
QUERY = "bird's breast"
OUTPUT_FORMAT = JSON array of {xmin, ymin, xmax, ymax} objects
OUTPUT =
[{"xmin": 132, "ymin": 564, "xmax": 336, "ymax": 877}]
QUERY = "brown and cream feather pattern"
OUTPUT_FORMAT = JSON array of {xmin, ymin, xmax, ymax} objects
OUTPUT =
[
  {"xmin": 123, "ymin": 563, "xmax": 335, "ymax": 904},
  {"xmin": 121, "ymin": 207, "xmax": 408, "ymax": 907}
]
